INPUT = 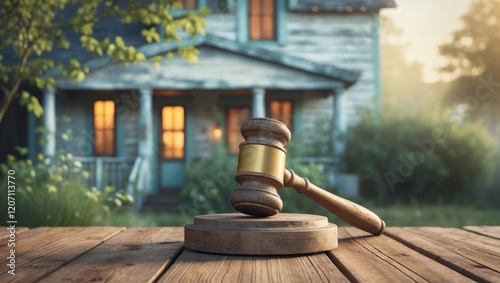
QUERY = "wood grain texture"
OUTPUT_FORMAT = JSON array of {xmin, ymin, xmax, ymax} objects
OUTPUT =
[
  {"xmin": 39, "ymin": 227, "xmax": 184, "ymax": 283},
  {"xmin": 0, "ymin": 227, "xmax": 28, "ymax": 239},
  {"xmin": 463, "ymin": 226, "xmax": 500, "ymax": 240},
  {"xmin": 329, "ymin": 227, "xmax": 473, "ymax": 282},
  {"xmin": 159, "ymin": 249, "xmax": 348, "ymax": 282},
  {"xmin": 0, "ymin": 227, "xmax": 124, "ymax": 283},
  {"xmin": 185, "ymin": 213, "xmax": 338, "ymax": 255},
  {"xmin": 386, "ymin": 227, "xmax": 500, "ymax": 282}
]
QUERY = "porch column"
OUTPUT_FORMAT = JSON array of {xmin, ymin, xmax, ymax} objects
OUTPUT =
[
  {"xmin": 252, "ymin": 88, "xmax": 266, "ymax": 117},
  {"xmin": 138, "ymin": 88, "xmax": 154, "ymax": 192},
  {"xmin": 332, "ymin": 88, "xmax": 347, "ymax": 157},
  {"xmin": 43, "ymin": 87, "xmax": 56, "ymax": 157},
  {"xmin": 138, "ymin": 88, "xmax": 153, "ymax": 158}
]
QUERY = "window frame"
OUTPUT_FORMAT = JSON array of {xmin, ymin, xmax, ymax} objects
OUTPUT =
[
  {"xmin": 248, "ymin": 0, "xmax": 277, "ymax": 41},
  {"xmin": 160, "ymin": 105, "xmax": 186, "ymax": 160},
  {"xmin": 92, "ymin": 100, "xmax": 116, "ymax": 157},
  {"xmin": 237, "ymin": 0, "xmax": 287, "ymax": 45},
  {"xmin": 225, "ymin": 106, "xmax": 251, "ymax": 155},
  {"xmin": 178, "ymin": 0, "xmax": 198, "ymax": 10},
  {"xmin": 268, "ymin": 99, "xmax": 294, "ymax": 131}
]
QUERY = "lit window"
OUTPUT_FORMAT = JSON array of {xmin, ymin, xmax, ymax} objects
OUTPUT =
[
  {"xmin": 226, "ymin": 107, "xmax": 250, "ymax": 154},
  {"xmin": 161, "ymin": 106, "xmax": 185, "ymax": 159},
  {"xmin": 269, "ymin": 100, "xmax": 293, "ymax": 130},
  {"xmin": 249, "ymin": 0, "xmax": 275, "ymax": 40},
  {"xmin": 94, "ymin": 100, "xmax": 115, "ymax": 156},
  {"xmin": 178, "ymin": 0, "xmax": 197, "ymax": 9}
]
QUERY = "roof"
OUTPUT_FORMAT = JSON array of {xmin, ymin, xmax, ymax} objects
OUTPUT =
[{"xmin": 291, "ymin": 0, "xmax": 397, "ymax": 12}]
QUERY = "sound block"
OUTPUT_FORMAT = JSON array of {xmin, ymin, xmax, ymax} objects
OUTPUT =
[{"xmin": 184, "ymin": 213, "xmax": 337, "ymax": 255}]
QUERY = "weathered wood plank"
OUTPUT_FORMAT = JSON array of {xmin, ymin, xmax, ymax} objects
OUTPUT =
[
  {"xmin": 0, "ymin": 227, "xmax": 124, "ymax": 283},
  {"xmin": 39, "ymin": 227, "xmax": 184, "ymax": 283},
  {"xmin": 159, "ymin": 249, "xmax": 348, "ymax": 282},
  {"xmin": 327, "ymin": 227, "xmax": 473, "ymax": 282},
  {"xmin": 386, "ymin": 227, "xmax": 500, "ymax": 282},
  {"xmin": 463, "ymin": 226, "xmax": 500, "ymax": 240},
  {"xmin": 0, "ymin": 227, "xmax": 28, "ymax": 239}
]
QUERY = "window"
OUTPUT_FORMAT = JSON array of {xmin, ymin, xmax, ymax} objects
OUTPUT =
[
  {"xmin": 269, "ymin": 100, "xmax": 293, "ymax": 130},
  {"xmin": 161, "ymin": 106, "xmax": 185, "ymax": 159},
  {"xmin": 93, "ymin": 100, "xmax": 115, "ymax": 156},
  {"xmin": 178, "ymin": 0, "xmax": 197, "ymax": 9},
  {"xmin": 249, "ymin": 0, "xmax": 275, "ymax": 40},
  {"xmin": 226, "ymin": 107, "xmax": 251, "ymax": 154}
]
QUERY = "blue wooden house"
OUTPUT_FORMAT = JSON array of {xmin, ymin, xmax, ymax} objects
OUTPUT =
[{"xmin": 1, "ymin": 0, "xmax": 395, "ymax": 210}]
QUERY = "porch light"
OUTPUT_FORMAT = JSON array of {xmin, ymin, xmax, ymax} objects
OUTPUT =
[{"xmin": 212, "ymin": 123, "xmax": 222, "ymax": 141}]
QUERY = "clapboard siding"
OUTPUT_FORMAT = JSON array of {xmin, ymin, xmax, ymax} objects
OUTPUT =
[{"xmin": 301, "ymin": 92, "xmax": 334, "ymax": 137}]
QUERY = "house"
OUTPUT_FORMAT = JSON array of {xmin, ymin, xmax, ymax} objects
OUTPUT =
[{"xmin": 1, "ymin": 0, "xmax": 396, "ymax": 209}]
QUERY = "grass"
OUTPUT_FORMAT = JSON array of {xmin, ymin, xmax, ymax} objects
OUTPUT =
[
  {"xmin": 104, "ymin": 203, "xmax": 500, "ymax": 227},
  {"xmin": 354, "ymin": 203, "xmax": 500, "ymax": 227}
]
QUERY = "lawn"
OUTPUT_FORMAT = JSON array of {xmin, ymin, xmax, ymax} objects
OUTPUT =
[{"xmin": 104, "ymin": 203, "xmax": 500, "ymax": 227}]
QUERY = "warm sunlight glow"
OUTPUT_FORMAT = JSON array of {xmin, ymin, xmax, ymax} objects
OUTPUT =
[
  {"xmin": 94, "ymin": 100, "xmax": 115, "ymax": 156},
  {"xmin": 162, "ymin": 106, "xmax": 185, "ymax": 159},
  {"xmin": 382, "ymin": 0, "xmax": 471, "ymax": 83}
]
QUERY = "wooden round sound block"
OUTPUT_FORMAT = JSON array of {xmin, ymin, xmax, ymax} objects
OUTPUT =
[{"xmin": 184, "ymin": 213, "xmax": 338, "ymax": 255}]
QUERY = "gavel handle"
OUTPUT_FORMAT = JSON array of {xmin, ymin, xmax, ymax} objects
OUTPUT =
[{"xmin": 284, "ymin": 169, "xmax": 385, "ymax": 236}]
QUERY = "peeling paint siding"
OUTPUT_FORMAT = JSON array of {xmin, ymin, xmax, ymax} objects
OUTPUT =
[
  {"xmin": 206, "ymin": 12, "xmax": 377, "ymax": 127},
  {"xmin": 302, "ymin": 92, "xmax": 333, "ymax": 136}
]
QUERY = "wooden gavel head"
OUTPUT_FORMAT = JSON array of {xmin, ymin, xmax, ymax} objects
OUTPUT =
[{"xmin": 230, "ymin": 118, "xmax": 291, "ymax": 217}]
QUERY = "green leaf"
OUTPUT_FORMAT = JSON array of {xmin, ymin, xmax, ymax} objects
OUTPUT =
[
  {"xmin": 29, "ymin": 96, "xmax": 44, "ymax": 118},
  {"xmin": 135, "ymin": 52, "xmax": 146, "ymax": 61},
  {"xmin": 75, "ymin": 70, "xmax": 85, "ymax": 82},
  {"xmin": 19, "ymin": 91, "xmax": 30, "ymax": 106},
  {"xmin": 115, "ymin": 36, "xmax": 125, "ymax": 48}
]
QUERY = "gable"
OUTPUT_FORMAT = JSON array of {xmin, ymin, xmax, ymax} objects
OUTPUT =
[
  {"xmin": 56, "ymin": 45, "xmax": 344, "ymax": 90},
  {"xmin": 290, "ymin": 0, "xmax": 397, "ymax": 12}
]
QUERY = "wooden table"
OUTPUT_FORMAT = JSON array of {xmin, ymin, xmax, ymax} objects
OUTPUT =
[{"xmin": 1, "ymin": 226, "xmax": 499, "ymax": 282}]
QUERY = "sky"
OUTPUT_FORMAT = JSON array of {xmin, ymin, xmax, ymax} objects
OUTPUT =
[{"xmin": 383, "ymin": 0, "xmax": 473, "ymax": 83}]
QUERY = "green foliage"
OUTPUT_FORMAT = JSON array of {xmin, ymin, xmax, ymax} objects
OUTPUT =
[
  {"xmin": 105, "ymin": 203, "xmax": 500, "ymax": 227},
  {"xmin": 181, "ymin": 144, "xmax": 238, "ymax": 215},
  {"xmin": 345, "ymin": 109, "xmax": 496, "ymax": 204},
  {"xmin": 0, "ymin": 150, "xmax": 133, "ymax": 227},
  {"xmin": 0, "ymin": 0, "xmax": 207, "ymax": 122},
  {"xmin": 180, "ymin": 142, "xmax": 326, "ymax": 216}
]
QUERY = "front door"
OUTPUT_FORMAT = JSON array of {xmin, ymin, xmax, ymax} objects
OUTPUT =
[{"xmin": 158, "ymin": 105, "xmax": 186, "ymax": 189}]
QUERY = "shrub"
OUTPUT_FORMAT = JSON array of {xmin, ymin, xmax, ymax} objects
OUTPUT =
[
  {"xmin": 0, "ymin": 150, "xmax": 132, "ymax": 227},
  {"xmin": 345, "ymin": 109, "xmax": 496, "ymax": 204}
]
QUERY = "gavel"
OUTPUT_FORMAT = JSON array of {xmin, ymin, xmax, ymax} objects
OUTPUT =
[{"xmin": 230, "ymin": 118, "xmax": 385, "ymax": 236}]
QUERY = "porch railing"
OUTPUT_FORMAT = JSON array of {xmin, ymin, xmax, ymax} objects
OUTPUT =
[
  {"xmin": 126, "ymin": 157, "xmax": 152, "ymax": 212},
  {"xmin": 76, "ymin": 156, "xmax": 152, "ymax": 211},
  {"xmin": 76, "ymin": 157, "xmax": 135, "ymax": 191}
]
